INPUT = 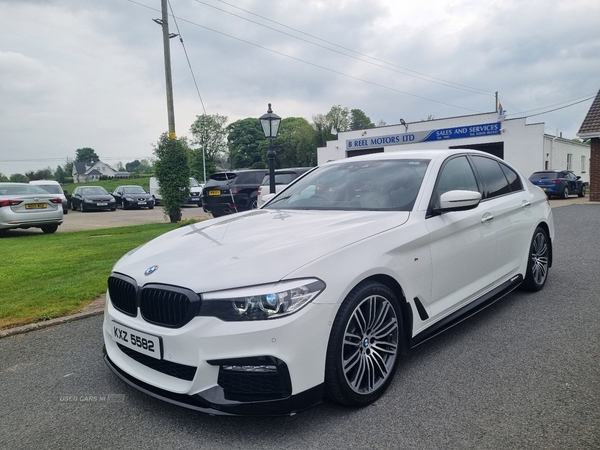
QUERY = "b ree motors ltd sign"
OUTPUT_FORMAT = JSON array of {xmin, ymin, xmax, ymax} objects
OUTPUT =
[{"xmin": 346, "ymin": 122, "xmax": 502, "ymax": 150}]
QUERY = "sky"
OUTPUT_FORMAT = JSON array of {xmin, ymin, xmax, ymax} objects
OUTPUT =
[{"xmin": 1, "ymin": 0, "xmax": 599, "ymax": 177}]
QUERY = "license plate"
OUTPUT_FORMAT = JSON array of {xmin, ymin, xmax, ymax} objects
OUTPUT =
[
  {"xmin": 25, "ymin": 203, "xmax": 47, "ymax": 209},
  {"xmin": 111, "ymin": 322, "xmax": 162, "ymax": 360},
  {"xmin": 209, "ymin": 190, "xmax": 220, "ymax": 196},
  {"xmin": 190, "ymin": 198, "xmax": 199, "ymax": 201},
  {"xmin": 97, "ymin": 202, "xmax": 108, "ymax": 206},
  {"xmin": 138, "ymin": 201, "xmax": 146, "ymax": 205}
]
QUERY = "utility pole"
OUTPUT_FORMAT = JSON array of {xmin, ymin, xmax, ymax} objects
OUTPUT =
[{"xmin": 161, "ymin": 0, "xmax": 176, "ymax": 139}]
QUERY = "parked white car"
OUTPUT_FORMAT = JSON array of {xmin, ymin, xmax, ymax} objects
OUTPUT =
[
  {"xmin": 257, "ymin": 167, "xmax": 312, "ymax": 207},
  {"xmin": 149, "ymin": 177, "xmax": 203, "ymax": 206},
  {"xmin": 29, "ymin": 180, "xmax": 68, "ymax": 214},
  {"xmin": 103, "ymin": 149, "xmax": 554, "ymax": 416}
]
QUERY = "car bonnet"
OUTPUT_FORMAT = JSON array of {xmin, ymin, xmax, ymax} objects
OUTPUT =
[{"xmin": 112, "ymin": 209, "xmax": 410, "ymax": 292}]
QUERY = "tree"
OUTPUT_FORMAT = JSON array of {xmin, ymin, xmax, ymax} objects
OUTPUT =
[
  {"xmin": 25, "ymin": 167, "xmax": 53, "ymax": 181},
  {"xmin": 153, "ymin": 134, "xmax": 190, "ymax": 223},
  {"xmin": 75, "ymin": 147, "xmax": 99, "ymax": 162},
  {"xmin": 55, "ymin": 165, "xmax": 67, "ymax": 183},
  {"xmin": 125, "ymin": 160, "xmax": 141, "ymax": 172},
  {"xmin": 271, "ymin": 117, "xmax": 317, "ymax": 168},
  {"xmin": 350, "ymin": 109, "xmax": 375, "ymax": 131},
  {"xmin": 9, "ymin": 173, "xmax": 28, "ymax": 183},
  {"xmin": 227, "ymin": 118, "xmax": 267, "ymax": 169},
  {"xmin": 326, "ymin": 105, "xmax": 351, "ymax": 134},
  {"xmin": 312, "ymin": 113, "xmax": 336, "ymax": 148},
  {"xmin": 0, "ymin": 173, "xmax": 9, "ymax": 182},
  {"xmin": 189, "ymin": 113, "xmax": 228, "ymax": 182}
]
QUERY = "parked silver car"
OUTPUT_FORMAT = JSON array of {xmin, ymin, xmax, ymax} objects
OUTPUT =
[{"xmin": 0, "ymin": 182, "xmax": 64, "ymax": 234}]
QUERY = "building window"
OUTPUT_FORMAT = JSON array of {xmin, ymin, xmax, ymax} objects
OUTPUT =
[
  {"xmin": 581, "ymin": 155, "xmax": 586, "ymax": 173},
  {"xmin": 567, "ymin": 153, "xmax": 572, "ymax": 170}
]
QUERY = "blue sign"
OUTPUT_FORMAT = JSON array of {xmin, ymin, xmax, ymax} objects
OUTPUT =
[
  {"xmin": 421, "ymin": 122, "xmax": 501, "ymax": 142},
  {"xmin": 346, "ymin": 122, "xmax": 502, "ymax": 150}
]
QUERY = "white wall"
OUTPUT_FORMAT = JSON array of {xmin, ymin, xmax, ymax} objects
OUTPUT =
[{"xmin": 544, "ymin": 136, "xmax": 591, "ymax": 183}]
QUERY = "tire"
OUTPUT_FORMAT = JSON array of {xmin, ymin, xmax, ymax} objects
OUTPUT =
[
  {"xmin": 110, "ymin": 207, "xmax": 116, "ymax": 211},
  {"xmin": 251, "ymin": 200, "xmax": 258, "ymax": 209},
  {"xmin": 522, "ymin": 227, "xmax": 550, "ymax": 291},
  {"xmin": 71, "ymin": 201, "xmax": 76, "ymax": 211},
  {"xmin": 578, "ymin": 185, "xmax": 586, "ymax": 198},
  {"xmin": 562, "ymin": 186, "xmax": 569, "ymax": 199},
  {"xmin": 63, "ymin": 208, "xmax": 68, "ymax": 215},
  {"xmin": 41, "ymin": 225, "xmax": 58, "ymax": 234},
  {"xmin": 79, "ymin": 203, "xmax": 85, "ymax": 212},
  {"xmin": 122, "ymin": 202, "xmax": 128, "ymax": 210},
  {"xmin": 148, "ymin": 205, "xmax": 154, "ymax": 210},
  {"xmin": 325, "ymin": 281, "xmax": 402, "ymax": 407}
]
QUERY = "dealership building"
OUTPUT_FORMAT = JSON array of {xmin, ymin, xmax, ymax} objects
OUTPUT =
[{"xmin": 318, "ymin": 111, "xmax": 591, "ymax": 183}]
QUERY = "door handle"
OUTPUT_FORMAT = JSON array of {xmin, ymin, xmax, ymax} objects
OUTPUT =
[
  {"xmin": 481, "ymin": 213, "xmax": 494, "ymax": 223},
  {"xmin": 522, "ymin": 200, "xmax": 531, "ymax": 208}
]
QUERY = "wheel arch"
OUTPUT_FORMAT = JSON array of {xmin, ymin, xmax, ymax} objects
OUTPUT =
[
  {"xmin": 535, "ymin": 221, "xmax": 553, "ymax": 268},
  {"xmin": 358, "ymin": 274, "xmax": 413, "ymax": 356}
]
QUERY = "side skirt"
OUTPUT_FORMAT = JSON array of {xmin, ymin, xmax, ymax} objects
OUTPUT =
[{"xmin": 410, "ymin": 274, "xmax": 523, "ymax": 348}]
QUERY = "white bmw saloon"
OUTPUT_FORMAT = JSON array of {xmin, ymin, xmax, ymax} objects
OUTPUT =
[{"xmin": 103, "ymin": 149, "xmax": 554, "ymax": 416}]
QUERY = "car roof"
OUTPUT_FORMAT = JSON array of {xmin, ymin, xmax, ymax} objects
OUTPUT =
[
  {"xmin": 324, "ymin": 148, "xmax": 497, "ymax": 165},
  {"xmin": 29, "ymin": 180, "xmax": 61, "ymax": 184}
]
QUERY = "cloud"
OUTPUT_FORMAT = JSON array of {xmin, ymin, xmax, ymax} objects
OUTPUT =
[{"xmin": 1, "ymin": 0, "xmax": 599, "ymax": 175}]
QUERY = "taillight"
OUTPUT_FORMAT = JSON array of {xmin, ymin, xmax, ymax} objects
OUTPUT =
[
  {"xmin": 257, "ymin": 186, "xmax": 263, "ymax": 196},
  {"xmin": 549, "ymin": 180, "xmax": 561, "ymax": 184},
  {"xmin": 232, "ymin": 188, "xmax": 243, "ymax": 194},
  {"xmin": 49, "ymin": 198, "xmax": 63, "ymax": 204},
  {"xmin": 0, "ymin": 199, "xmax": 23, "ymax": 207}
]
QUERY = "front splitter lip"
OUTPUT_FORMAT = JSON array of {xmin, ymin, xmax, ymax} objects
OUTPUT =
[{"xmin": 104, "ymin": 354, "xmax": 323, "ymax": 416}]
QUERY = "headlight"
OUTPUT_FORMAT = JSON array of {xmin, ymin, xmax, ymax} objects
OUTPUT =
[
  {"xmin": 200, "ymin": 278, "xmax": 325, "ymax": 321},
  {"xmin": 125, "ymin": 196, "xmax": 134, "ymax": 201}
]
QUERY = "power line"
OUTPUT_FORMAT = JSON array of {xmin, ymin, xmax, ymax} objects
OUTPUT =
[
  {"xmin": 125, "ymin": 0, "xmax": 480, "ymax": 113},
  {"xmin": 513, "ymin": 95, "xmax": 595, "ymax": 118},
  {"xmin": 168, "ymin": 0, "xmax": 207, "ymax": 115},
  {"xmin": 195, "ymin": 0, "xmax": 493, "ymax": 96}
]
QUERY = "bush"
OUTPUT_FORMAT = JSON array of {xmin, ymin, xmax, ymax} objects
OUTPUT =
[{"xmin": 154, "ymin": 133, "xmax": 190, "ymax": 223}]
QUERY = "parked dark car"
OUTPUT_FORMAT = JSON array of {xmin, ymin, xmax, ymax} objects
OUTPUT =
[
  {"xmin": 257, "ymin": 167, "xmax": 313, "ymax": 207},
  {"xmin": 529, "ymin": 170, "xmax": 586, "ymax": 199},
  {"xmin": 201, "ymin": 169, "xmax": 268, "ymax": 217},
  {"xmin": 112, "ymin": 185, "xmax": 155, "ymax": 210},
  {"xmin": 71, "ymin": 186, "xmax": 116, "ymax": 212}
]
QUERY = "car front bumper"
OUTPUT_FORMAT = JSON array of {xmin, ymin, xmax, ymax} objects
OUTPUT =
[{"xmin": 102, "ymin": 293, "xmax": 333, "ymax": 416}]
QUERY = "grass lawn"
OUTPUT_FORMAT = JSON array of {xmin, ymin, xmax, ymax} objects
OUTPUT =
[{"xmin": 0, "ymin": 223, "xmax": 178, "ymax": 330}]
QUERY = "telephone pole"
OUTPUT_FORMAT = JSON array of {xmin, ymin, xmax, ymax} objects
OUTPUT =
[{"xmin": 160, "ymin": 0, "xmax": 176, "ymax": 139}]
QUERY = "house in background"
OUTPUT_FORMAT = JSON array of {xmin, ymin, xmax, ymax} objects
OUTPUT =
[{"xmin": 72, "ymin": 161, "xmax": 117, "ymax": 183}]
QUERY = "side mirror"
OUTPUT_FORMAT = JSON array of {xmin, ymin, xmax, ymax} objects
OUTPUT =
[
  {"xmin": 261, "ymin": 193, "xmax": 276, "ymax": 205},
  {"xmin": 576, "ymin": 176, "xmax": 581, "ymax": 180},
  {"xmin": 434, "ymin": 190, "xmax": 481, "ymax": 213},
  {"xmin": 63, "ymin": 189, "xmax": 68, "ymax": 195}
]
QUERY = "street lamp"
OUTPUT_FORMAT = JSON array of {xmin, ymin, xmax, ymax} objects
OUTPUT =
[{"xmin": 259, "ymin": 103, "xmax": 282, "ymax": 194}]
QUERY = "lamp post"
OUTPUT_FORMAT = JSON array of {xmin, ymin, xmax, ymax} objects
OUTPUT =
[{"xmin": 259, "ymin": 103, "xmax": 282, "ymax": 194}]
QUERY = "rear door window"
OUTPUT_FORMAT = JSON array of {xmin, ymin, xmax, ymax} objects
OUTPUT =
[{"xmin": 470, "ymin": 156, "xmax": 511, "ymax": 199}]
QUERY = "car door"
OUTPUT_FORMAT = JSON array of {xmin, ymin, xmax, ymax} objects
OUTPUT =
[
  {"xmin": 566, "ymin": 171, "xmax": 579, "ymax": 194},
  {"xmin": 424, "ymin": 155, "xmax": 498, "ymax": 319},
  {"xmin": 113, "ymin": 187, "xmax": 123, "ymax": 206},
  {"xmin": 469, "ymin": 155, "xmax": 532, "ymax": 280},
  {"xmin": 72, "ymin": 188, "xmax": 81, "ymax": 208}
]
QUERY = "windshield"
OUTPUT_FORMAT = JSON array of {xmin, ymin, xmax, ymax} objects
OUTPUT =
[
  {"xmin": 263, "ymin": 159, "xmax": 429, "ymax": 211},
  {"xmin": 36, "ymin": 184, "xmax": 63, "ymax": 195},
  {"xmin": 81, "ymin": 187, "xmax": 109, "ymax": 195},
  {"xmin": 190, "ymin": 178, "xmax": 200, "ymax": 187},
  {"xmin": 123, "ymin": 186, "xmax": 147, "ymax": 194},
  {"xmin": 530, "ymin": 172, "xmax": 558, "ymax": 180}
]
